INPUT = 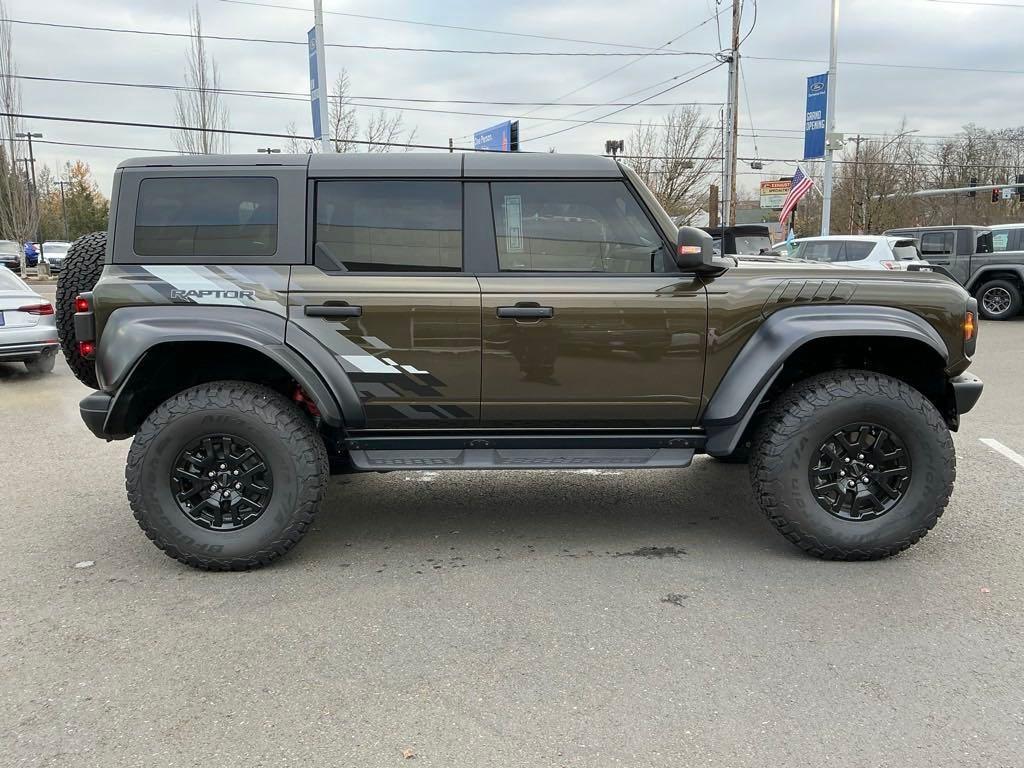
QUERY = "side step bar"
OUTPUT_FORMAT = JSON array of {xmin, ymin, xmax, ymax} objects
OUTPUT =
[
  {"xmin": 348, "ymin": 447, "xmax": 694, "ymax": 471},
  {"xmin": 343, "ymin": 432, "xmax": 703, "ymax": 471}
]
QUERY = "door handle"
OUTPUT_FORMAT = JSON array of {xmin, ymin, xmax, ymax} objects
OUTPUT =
[
  {"xmin": 305, "ymin": 304, "xmax": 362, "ymax": 317},
  {"xmin": 496, "ymin": 306, "xmax": 554, "ymax": 319}
]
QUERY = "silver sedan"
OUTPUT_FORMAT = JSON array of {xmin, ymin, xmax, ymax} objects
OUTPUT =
[{"xmin": 0, "ymin": 268, "xmax": 59, "ymax": 373}]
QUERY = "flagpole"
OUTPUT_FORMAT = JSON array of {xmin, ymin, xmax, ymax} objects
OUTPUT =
[{"xmin": 820, "ymin": 0, "xmax": 839, "ymax": 235}]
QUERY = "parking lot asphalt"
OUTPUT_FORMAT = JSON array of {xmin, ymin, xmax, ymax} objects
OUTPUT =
[{"xmin": 2, "ymin": 288, "xmax": 1023, "ymax": 767}]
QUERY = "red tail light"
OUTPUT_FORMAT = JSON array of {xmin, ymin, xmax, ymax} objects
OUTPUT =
[
  {"xmin": 74, "ymin": 296, "xmax": 90, "ymax": 313},
  {"xmin": 78, "ymin": 340, "xmax": 96, "ymax": 358},
  {"xmin": 18, "ymin": 303, "xmax": 54, "ymax": 315}
]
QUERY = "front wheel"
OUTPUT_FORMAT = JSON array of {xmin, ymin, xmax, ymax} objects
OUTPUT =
[
  {"xmin": 750, "ymin": 370, "xmax": 955, "ymax": 560},
  {"xmin": 125, "ymin": 381, "xmax": 329, "ymax": 570}
]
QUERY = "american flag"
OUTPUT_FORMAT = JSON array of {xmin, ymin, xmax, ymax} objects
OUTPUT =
[{"xmin": 779, "ymin": 167, "xmax": 814, "ymax": 225}]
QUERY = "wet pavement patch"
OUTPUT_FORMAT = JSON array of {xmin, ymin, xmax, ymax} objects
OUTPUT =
[
  {"xmin": 660, "ymin": 593, "xmax": 690, "ymax": 607},
  {"xmin": 615, "ymin": 546, "xmax": 687, "ymax": 559}
]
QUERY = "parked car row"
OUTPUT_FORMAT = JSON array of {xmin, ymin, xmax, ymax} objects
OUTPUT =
[
  {"xmin": 0, "ymin": 240, "xmax": 73, "ymax": 274},
  {"xmin": 697, "ymin": 222, "xmax": 1024, "ymax": 320}
]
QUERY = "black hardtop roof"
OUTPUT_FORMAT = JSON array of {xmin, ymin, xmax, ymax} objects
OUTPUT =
[{"xmin": 117, "ymin": 152, "xmax": 623, "ymax": 178}]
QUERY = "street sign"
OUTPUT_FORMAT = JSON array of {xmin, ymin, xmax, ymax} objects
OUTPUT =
[
  {"xmin": 760, "ymin": 179, "xmax": 792, "ymax": 210},
  {"xmin": 307, "ymin": 27, "xmax": 323, "ymax": 142},
  {"xmin": 803, "ymin": 73, "xmax": 828, "ymax": 160},
  {"xmin": 474, "ymin": 120, "xmax": 519, "ymax": 151},
  {"xmin": 1002, "ymin": 186, "xmax": 1016, "ymax": 201}
]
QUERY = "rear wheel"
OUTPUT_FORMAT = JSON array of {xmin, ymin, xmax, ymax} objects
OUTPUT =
[
  {"xmin": 125, "ymin": 381, "xmax": 329, "ymax": 570},
  {"xmin": 976, "ymin": 279, "xmax": 1021, "ymax": 321},
  {"xmin": 55, "ymin": 232, "xmax": 106, "ymax": 388},
  {"xmin": 750, "ymin": 370, "xmax": 954, "ymax": 560}
]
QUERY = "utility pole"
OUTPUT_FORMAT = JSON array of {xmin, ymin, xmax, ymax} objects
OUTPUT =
[
  {"xmin": 722, "ymin": 0, "xmax": 742, "ymax": 227},
  {"xmin": 15, "ymin": 131, "xmax": 42, "ymax": 272},
  {"xmin": 847, "ymin": 134, "xmax": 867, "ymax": 234},
  {"xmin": 708, "ymin": 184, "xmax": 720, "ymax": 228},
  {"xmin": 57, "ymin": 179, "xmax": 70, "ymax": 241},
  {"xmin": 819, "ymin": 0, "xmax": 839, "ymax": 236},
  {"xmin": 312, "ymin": 0, "xmax": 332, "ymax": 153}
]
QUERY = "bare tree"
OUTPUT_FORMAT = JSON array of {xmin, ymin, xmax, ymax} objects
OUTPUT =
[
  {"xmin": 627, "ymin": 107, "xmax": 717, "ymax": 220},
  {"xmin": 172, "ymin": 4, "xmax": 230, "ymax": 154},
  {"xmin": 329, "ymin": 70, "xmax": 359, "ymax": 153},
  {"xmin": 0, "ymin": 2, "xmax": 37, "ymax": 271}
]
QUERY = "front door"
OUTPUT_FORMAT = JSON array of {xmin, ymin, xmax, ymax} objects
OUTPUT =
[
  {"xmin": 477, "ymin": 180, "xmax": 707, "ymax": 427},
  {"xmin": 288, "ymin": 179, "xmax": 480, "ymax": 427}
]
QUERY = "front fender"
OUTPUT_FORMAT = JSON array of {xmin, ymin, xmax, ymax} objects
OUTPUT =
[{"xmin": 702, "ymin": 305, "xmax": 949, "ymax": 456}]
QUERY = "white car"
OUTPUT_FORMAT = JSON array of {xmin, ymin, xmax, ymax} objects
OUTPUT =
[
  {"xmin": 40, "ymin": 240, "xmax": 72, "ymax": 272},
  {"xmin": 771, "ymin": 235, "xmax": 923, "ymax": 270},
  {"xmin": 0, "ymin": 266, "xmax": 58, "ymax": 373}
]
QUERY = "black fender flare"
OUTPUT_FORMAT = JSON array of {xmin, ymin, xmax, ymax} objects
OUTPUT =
[
  {"xmin": 96, "ymin": 305, "xmax": 365, "ymax": 431},
  {"xmin": 965, "ymin": 265, "xmax": 1024, "ymax": 293},
  {"xmin": 702, "ymin": 305, "xmax": 949, "ymax": 456}
]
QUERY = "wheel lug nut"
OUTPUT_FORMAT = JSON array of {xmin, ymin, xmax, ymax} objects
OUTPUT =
[
  {"xmin": 220, "ymin": 464, "xmax": 226, "ymax": 470},
  {"xmin": 210, "ymin": 483, "xmax": 218, "ymax": 490},
  {"xmin": 208, "ymin": 471, "xmax": 216, "ymax": 477},
  {"xmin": 848, "ymin": 480, "xmax": 856, "ymax": 488},
  {"xmin": 861, "ymin": 476, "xmax": 869, "ymax": 483},
  {"xmin": 844, "ymin": 457, "xmax": 851, "ymax": 463},
  {"xmin": 867, "ymin": 464, "xmax": 874, "ymax": 470},
  {"xmin": 222, "ymin": 491, "xmax": 230, "ymax": 498},
  {"xmin": 839, "ymin": 470, "xmax": 846, "ymax": 477},
  {"xmin": 857, "ymin": 454, "xmax": 864, "ymax": 460},
  {"xmin": 233, "ymin": 470, "xmax": 239, "ymax": 476},
  {"xmin": 235, "ymin": 482, "xmax": 242, "ymax": 489}
]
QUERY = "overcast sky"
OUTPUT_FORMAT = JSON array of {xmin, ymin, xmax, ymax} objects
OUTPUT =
[{"xmin": 6, "ymin": 0, "xmax": 1021, "ymax": 196}]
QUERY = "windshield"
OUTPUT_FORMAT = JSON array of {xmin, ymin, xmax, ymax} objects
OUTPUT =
[
  {"xmin": 0, "ymin": 240, "xmax": 20, "ymax": 255},
  {"xmin": 43, "ymin": 243, "xmax": 70, "ymax": 256},
  {"xmin": 733, "ymin": 234, "xmax": 773, "ymax": 255}
]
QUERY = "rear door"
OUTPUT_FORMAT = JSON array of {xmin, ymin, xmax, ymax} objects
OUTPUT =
[
  {"xmin": 918, "ymin": 230, "xmax": 969, "ymax": 283},
  {"xmin": 476, "ymin": 179, "xmax": 707, "ymax": 426},
  {"xmin": 288, "ymin": 177, "xmax": 481, "ymax": 427}
]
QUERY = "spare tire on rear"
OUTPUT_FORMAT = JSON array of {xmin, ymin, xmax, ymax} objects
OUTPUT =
[{"xmin": 56, "ymin": 232, "xmax": 106, "ymax": 389}]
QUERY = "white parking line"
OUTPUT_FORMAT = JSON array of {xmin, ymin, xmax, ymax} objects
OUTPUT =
[{"xmin": 979, "ymin": 438, "xmax": 1024, "ymax": 469}]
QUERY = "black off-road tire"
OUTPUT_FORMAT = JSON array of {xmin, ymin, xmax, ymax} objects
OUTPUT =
[
  {"xmin": 125, "ymin": 381, "xmax": 329, "ymax": 570},
  {"xmin": 976, "ymin": 279, "xmax": 1021, "ymax": 321},
  {"xmin": 749, "ymin": 370, "xmax": 955, "ymax": 560},
  {"xmin": 56, "ymin": 231, "xmax": 106, "ymax": 388},
  {"xmin": 25, "ymin": 350, "xmax": 56, "ymax": 374}
]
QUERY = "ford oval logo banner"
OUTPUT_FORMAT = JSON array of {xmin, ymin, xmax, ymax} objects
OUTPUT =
[{"xmin": 804, "ymin": 73, "xmax": 828, "ymax": 159}]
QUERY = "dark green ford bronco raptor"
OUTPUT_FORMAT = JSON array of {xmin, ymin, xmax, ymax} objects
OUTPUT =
[{"xmin": 56, "ymin": 152, "xmax": 983, "ymax": 570}]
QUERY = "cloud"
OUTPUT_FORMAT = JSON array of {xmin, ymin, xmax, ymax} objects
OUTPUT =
[{"xmin": 7, "ymin": 0, "xmax": 1022, "ymax": 196}]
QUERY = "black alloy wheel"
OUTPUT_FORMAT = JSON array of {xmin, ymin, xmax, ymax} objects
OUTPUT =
[
  {"xmin": 809, "ymin": 423, "xmax": 911, "ymax": 522},
  {"xmin": 171, "ymin": 434, "xmax": 273, "ymax": 531}
]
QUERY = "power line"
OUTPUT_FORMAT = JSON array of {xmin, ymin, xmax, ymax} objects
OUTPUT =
[
  {"xmin": 5, "ymin": 18, "xmax": 718, "ymax": 57},
  {"xmin": 745, "ymin": 53, "xmax": 1024, "ymax": 76},
  {"xmin": 921, "ymin": 0, "xmax": 1024, "ymax": 7},
  {"xmin": 1, "ymin": 73, "xmax": 719, "ymax": 128},
  {"xmin": 517, "ymin": 6, "xmax": 729, "ymax": 122},
  {"xmin": 216, "ymin": 0, "xmax": 689, "ymax": 50},
  {"xmin": 523, "ymin": 61, "xmax": 727, "ymax": 144},
  {"xmin": 11, "ymin": 122, "xmax": 1019, "ymax": 171},
  {"xmin": 4, "ymin": 72, "xmax": 724, "ymax": 107}
]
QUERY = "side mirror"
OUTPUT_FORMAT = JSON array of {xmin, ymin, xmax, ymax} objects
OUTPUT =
[{"xmin": 674, "ymin": 226, "xmax": 717, "ymax": 272}]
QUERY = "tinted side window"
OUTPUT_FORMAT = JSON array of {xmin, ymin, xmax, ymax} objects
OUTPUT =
[
  {"xmin": 135, "ymin": 177, "xmax": 278, "ymax": 258},
  {"xmin": 991, "ymin": 229, "xmax": 1010, "ymax": 252},
  {"xmin": 490, "ymin": 181, "xmax": 668, "ymax": 273},
  {"xmin": 794, "ymin": 241, "xmax": 845, "ymax": 262},
  {"xmin": 844, "ymin": 241, "xmax": 875, "ymax": 261},
  {"xmin": 315, "ymin": 181, "xmax": 461, "ymax": 272},
  {"xmin": 920, "ymin": 232, "xmax": 954, "ymax": 256}
]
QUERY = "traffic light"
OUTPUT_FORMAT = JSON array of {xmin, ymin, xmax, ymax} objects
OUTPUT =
[
  {"xmin": 1017, "ymin": 174, "xmax": 1024, "ymax": 200},
  {"xmin": 968, "ymin": 177, "xmax": 978, "ymax": 197},
  {"xmin": 992, "ymin": 187, "xmax": 1001, "ymax": 203}
]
